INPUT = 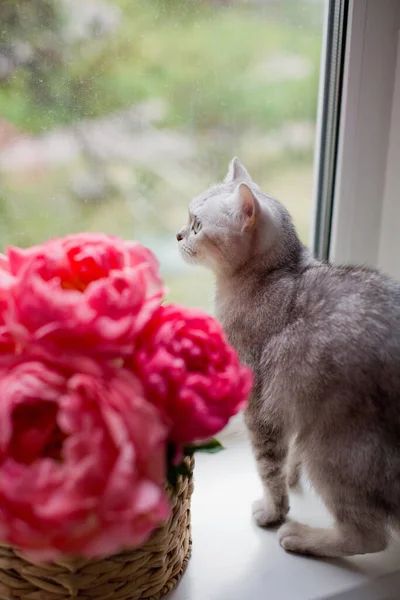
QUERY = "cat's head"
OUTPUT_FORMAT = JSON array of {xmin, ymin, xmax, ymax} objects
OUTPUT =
[{"xmin": 177, "ymin": 158, "xmax": 300, "ymax": 275}]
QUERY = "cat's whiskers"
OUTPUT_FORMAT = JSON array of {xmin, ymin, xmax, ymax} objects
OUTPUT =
[
  {"xmin": 180, "ymin": 245, "xmax": 197, "ymax": 264},
  {"xmin": 181, "ymin": 245, "xmax": 194, "ymax": 257}
]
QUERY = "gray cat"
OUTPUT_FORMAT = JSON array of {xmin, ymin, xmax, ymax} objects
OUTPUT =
[{"xmin": 177, "ymin": 157, "xmax": 400, "ymax": 558}]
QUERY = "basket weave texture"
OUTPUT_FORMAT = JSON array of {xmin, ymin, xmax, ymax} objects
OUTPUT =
[{"xmin": 0, "ymin": 458, "xmax": 194, "ymax": 600}]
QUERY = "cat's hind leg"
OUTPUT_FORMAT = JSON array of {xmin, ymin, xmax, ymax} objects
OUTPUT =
[
  {"xmin": 277, "ymin": 519, "xmax": 388, "ymax": 557},
  {"xmin": 278, "ymin": 477, "xmax": 389, "ymax": 558},
  {"xmin": 286, "ymin": 436, "xmax": 301, "ymax": 488},
  {"xmin": 287, "ymin": 459, "xmax": 301, "ymax": 488}
]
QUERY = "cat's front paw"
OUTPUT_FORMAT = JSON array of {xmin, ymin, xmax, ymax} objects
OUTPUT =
[{"xmin": 252, "ymin": 496, "xmax": 289, "ymax": 528}]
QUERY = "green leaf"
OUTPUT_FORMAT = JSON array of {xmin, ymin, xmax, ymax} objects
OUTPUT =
[
  {"xmin": 166, "ymin": 439, "xmax": 224, "ymax": 488},
  {"xmin": 184, "ymin": 438, "xmax": 224, "ymax": 455}
]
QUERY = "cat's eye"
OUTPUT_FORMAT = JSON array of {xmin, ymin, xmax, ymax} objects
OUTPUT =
[{"xmin": 192, "ymin": 219, "xmax": 202, "ymax": 234}]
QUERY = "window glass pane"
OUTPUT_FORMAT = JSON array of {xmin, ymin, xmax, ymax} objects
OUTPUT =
[{"xmin": 0, "ymin": 0, "xmax": 325, "ymax": 311}]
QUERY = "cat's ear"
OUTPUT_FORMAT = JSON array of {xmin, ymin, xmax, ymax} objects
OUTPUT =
[
  {"xmin": 225, "ymin": 157, "xmax": 252, "ymax": 184},
  {"xmin": 234, "ymin": 183, "xmax": 260, "ymax": 231}
]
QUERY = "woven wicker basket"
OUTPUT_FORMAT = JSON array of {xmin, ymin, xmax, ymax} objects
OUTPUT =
[{"xmin": 0, "ymin": 458, "xmax": 194, "ymax": 600}]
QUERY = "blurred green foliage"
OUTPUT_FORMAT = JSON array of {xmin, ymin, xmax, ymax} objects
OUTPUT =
[
  {"xmin": 0, "ymin": 0, "xmax": 323, "ymax": 309},
  {"xmin": 0, "ymin": 0, "xmax": 322, "ymax": 133}
]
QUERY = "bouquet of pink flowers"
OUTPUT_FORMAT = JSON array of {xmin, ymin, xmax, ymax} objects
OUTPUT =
[{"xmin": 0, "ymin": 233, "xmax": 252, "ymax": 561}]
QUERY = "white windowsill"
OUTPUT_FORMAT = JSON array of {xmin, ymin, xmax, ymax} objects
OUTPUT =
[{"xmin": 167, "ymin": 436, "xmax": 400, "ymax": 600}]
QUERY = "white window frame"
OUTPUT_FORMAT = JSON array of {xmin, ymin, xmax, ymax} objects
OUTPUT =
[{"xmin": 329, "ymin": 0, "xmax": 400, "ymax": 272}]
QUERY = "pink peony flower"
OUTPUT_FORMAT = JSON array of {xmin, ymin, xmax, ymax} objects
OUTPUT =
[
  {"xmin": 131, "ymin": 304, "xmax": 253, "ymax": 444},
  {"xmin": 0, "ymin": 254, "xmax": 15, "ymax": 354},
  {"xmin": 0, "ymin": 357, "xmax": 169, "ymax": 560},
  {"xmin": 5, "ymin": 233, "xmax": 164, "ymax": 356}
]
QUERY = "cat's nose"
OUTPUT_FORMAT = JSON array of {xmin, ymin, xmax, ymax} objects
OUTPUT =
[{"xmin": 176, "ymin": 231, "xmax": 183, "ymax": 241}]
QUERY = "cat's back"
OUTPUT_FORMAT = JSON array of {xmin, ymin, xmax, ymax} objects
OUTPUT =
[
  {"xmin": 295, "ymin": 262, "xmax": 400, "ymax": 383},
  {"xmin": 300, "ymin": 262, "xmax": 400, "ymax": 326}
]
